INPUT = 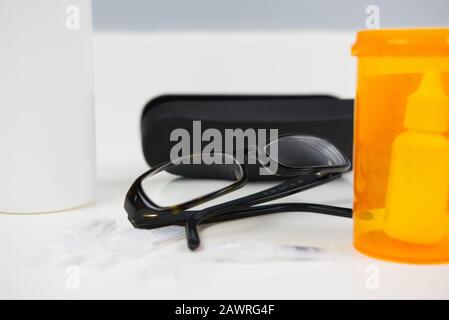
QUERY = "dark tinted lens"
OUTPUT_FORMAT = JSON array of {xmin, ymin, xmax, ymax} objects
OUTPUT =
[
  {"xmin": 141, "ymin": 153, "xmax": 243, "ymax": 207},
  {"xmin": 266, "ymin": 135, "xmax": 348, "ymax": 169}
]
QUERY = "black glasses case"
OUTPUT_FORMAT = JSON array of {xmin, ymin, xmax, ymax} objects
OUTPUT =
[{"xmin": 141, "ymin": 95, "xmax": 353, "ymax": 180}]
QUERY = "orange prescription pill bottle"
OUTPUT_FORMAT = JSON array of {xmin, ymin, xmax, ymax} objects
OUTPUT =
[{"xmin": 352, "ymin": 29, "xmax": 449, "ymax": 264}]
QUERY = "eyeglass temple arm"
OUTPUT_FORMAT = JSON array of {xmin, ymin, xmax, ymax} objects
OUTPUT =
[
  {"xmin": 204, "ymin": 202, "xmax": 352, "ymax": 223},
  {"xmin": 186, "ymin": 172, "xmax": 341, "ymax": 250},
  {"xmin": 132, "ymin": 202, "xmax": 351, "ymax": 230}
]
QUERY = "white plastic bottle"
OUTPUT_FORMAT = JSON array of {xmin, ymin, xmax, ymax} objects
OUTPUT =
[{"xmin": 0, "ymin": 0, "xmax": 96, "ymax": 213}]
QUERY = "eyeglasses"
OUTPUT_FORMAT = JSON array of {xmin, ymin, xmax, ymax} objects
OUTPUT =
[{"xmin": 124, "ymin": 134, "xmax": 352, "ymax": 251}]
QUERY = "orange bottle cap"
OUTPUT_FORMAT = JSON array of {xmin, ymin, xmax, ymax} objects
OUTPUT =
[{"xmin": 352, "ymin": 28, "xmax": 449, "ymax": 57}]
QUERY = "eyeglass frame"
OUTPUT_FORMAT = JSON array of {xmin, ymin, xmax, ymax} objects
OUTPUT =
[{"xmin": 124, "ymin": 134, "xmax": 352, "ymax": 250}]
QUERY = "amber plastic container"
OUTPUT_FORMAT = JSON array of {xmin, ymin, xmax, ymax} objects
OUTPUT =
[{"xmin": 352, "ymin": 29, "xmax": 449, "ymax": 264}]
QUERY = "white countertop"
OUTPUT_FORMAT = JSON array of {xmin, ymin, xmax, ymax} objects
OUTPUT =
[{"xmin": 1, "ymin": 32, "xmax": 449, "ymax": 299}]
